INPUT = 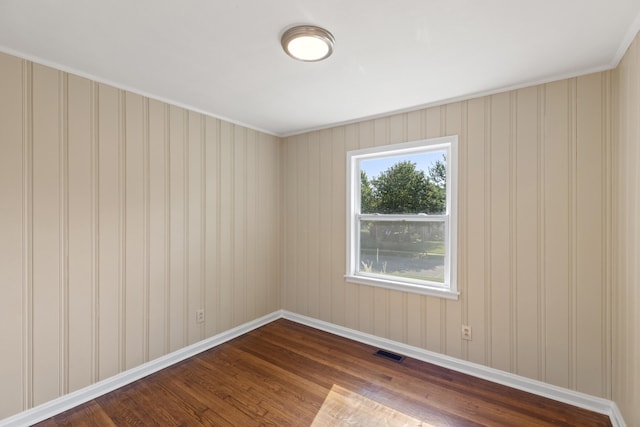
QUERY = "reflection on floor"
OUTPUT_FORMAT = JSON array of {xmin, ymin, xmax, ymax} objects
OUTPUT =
[{"xmin": 312, "ymin": 383, "xmax": 435, "ymax": 427}]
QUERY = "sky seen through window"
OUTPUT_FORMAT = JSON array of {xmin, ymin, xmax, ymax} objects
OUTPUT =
[{"xmin": 360, "ymin": 151, "xmax": 445, "ymax": 179}]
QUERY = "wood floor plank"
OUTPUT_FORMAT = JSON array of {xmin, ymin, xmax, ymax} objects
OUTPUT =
[
  {"xmin": 36, "ymin": 401, "xmax": 116, "ymax": 427},
  {"xmin": 195, "ymin": 347, "xmax": 326, "ymax": 421},
  {"xmin": 34, "ymin": 319, "xmax": 611, "ymax": 426}
]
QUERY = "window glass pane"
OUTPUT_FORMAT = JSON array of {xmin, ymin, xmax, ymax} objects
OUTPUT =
[
  {"xmin": 359, "ymin": 220, "xmax": 445, "ymax": 283},
  {"xmin": 360, "ymin": 150, "xmax": 447, "ymax": 215}
]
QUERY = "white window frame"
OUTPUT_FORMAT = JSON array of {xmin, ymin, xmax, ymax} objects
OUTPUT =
[{"xmin": 345, "ymin": 136, "xmax": 458, "ymax": 300}]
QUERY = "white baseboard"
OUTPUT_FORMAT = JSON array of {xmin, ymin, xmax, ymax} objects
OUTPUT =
[
  {"xmin": 1, "ymin": 309, "xmax": 626, "ymax": 427},
  {"xmin": 280, "ymin": 311, "xmax": 626, "ymax": 427},
  {"xmin": 0, "ymin": 311, "xmax": 281, "ymax": 427},
  {"xmin": 610, "ymin": 404, "xmax": 627, "ymax": 427}
]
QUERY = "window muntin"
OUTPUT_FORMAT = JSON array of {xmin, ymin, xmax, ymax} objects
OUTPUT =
[{"xmin": 346, "ymin": 136, "xmax": 458, "ymax": 299}]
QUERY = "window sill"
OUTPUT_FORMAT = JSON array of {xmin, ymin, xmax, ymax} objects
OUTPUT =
[{"xmin": 344, "ymin": 274, "xmax": 459, "ymax": 300}]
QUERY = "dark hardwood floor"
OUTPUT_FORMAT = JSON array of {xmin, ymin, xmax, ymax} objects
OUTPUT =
[{"xmin": 36, "ymin": 319, "xmax": 611, "ymax": 426}]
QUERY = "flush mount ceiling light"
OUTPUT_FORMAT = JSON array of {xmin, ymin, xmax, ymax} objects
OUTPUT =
[{"xmin": 281, "ymin": 25, "xmax": 335, "ymax": 62}]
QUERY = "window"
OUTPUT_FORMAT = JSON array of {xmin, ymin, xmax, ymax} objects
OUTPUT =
[{"xmin": 346, "ymin": 136, "xmax": 458, "ymax": 299}]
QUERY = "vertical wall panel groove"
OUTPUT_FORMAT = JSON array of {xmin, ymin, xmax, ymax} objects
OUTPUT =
[
  {"xmin": 537, "ymin": 85, "xmax": 546, "ymax": 381},
  {"xmin": 143, "ymin": 97, "xmax": 150, "ymax": 362},
  {"xmin": 484, "ymin": 97, "xmax": 493, "ymax": 366},
  {"xmin": 601, "ymin": 72, "xmax": 612, "ymax": 398},
  {"xmin": 611, "ymin": 64, "xmax": 621, "ymax": 414},
  {"xmin": 568, "ymin": 78, "xmax": 578, "ymax": 391},
  {"xmin": 460, "ymin": 102, "xmax": 469, "ymax": 360},
  {"xmin": 242, "ymin": 130, "xmax": 257, "ymax": 317},
  {"xmin": 307, "ymin": 132, "xmax": 320, "ymax": 319},
  {"xmin": 509, "ymin": 91, "xmax": 517, "ymax": 373},
  {"xmin": 245, "ymin": 130, "xmax": 254, "ymax": 320},
  {"xmin": 203, "ymin": 117, "xmax": 216, "ymax": 336},
  {"xmin": 317, "ymin": 130, "xmax": 331, "ymax": 323},
  {"xmin": 219, "ymin": 121, "xmax": 233, "ymax": 330},
  {"xmin": 228, "ymin": 124, "xmax": 235, "ymax": 327},
  {"xmin": 237, "ymin": 127, "xmax": 247, "ymax": 324},
  {"xmin": 22, "ymin": 58, "xmax": 34, "ymax": 412},
  {"xmin": 58, "ymin": 71, "xmax": 69, "ymax": 396},
  {"xmin": 163, "ymin": 103, "xmax": 171, "ymax": 355},
  {"xmin": 332, "ymin": 126, "xmax": 348, "ymax": 327},
  {"xmin": 214, "ymin": 118, "xmax": 222, "ymax": 334},
  {"xmin": 142, "ymin": 98, "xmax": 151, "ymax": 362},
  {"xmin": 252, "ymin": 130, "xmax": 260, "ymax": 320},
  {"xmin": 297, "ymin": 134, "xmax": 309, "ymax": 317},
  {"xmin": 90, "ymin": 81, "xmax": 99, "ymax": 384},
  {"xmin": 148, "ymin": 99, "xmax": 164, "ymax": 360},
  {"xmin": 200, "ymin": 116, "xmax": 206, "ymax": 340},
  {"xmin": 182, "ymin": 110, "xmax": 189, "ymax": 346},
  {"xmin": 168, "ymin": 106, "xmax": 185, "ymax": 351},
  {"xmin": 118, "ymin": 89, "xmax": 126, "ymax": 373},
  {"xmin": 232, "ymin": 126, "xmax": 243, "ymax": 325}
]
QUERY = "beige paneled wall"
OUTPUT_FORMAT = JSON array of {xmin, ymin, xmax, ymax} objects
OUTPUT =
[
  {"xmin": 614, "ymin": 32, "xmax": 640, "ymax": 427},
  {"xmin": 0, "ymin": 52, "xmax": 281, "ymax": 419},
  {"xmin": 282, "ymin": 73, "xmax": 613, "ymax": 398}
]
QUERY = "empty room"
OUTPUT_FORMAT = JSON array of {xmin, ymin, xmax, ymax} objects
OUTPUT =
[{"xmin": 0, "ymin": 1, "xmax": 639, "ymax": 426}]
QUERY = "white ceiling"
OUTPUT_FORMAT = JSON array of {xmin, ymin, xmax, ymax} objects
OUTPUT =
[{"xmin": 1, "ymin": 1, "xmax": 639, "ymax": 137}]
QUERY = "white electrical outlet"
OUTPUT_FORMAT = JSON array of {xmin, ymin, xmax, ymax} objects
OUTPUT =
[
  {"xmin": 461, "ymin": 325, "xmax": 472, "ymax": 341},
  {"xmin": 196, "ymin": 309, "xmax": 205, "ymax": 324}
]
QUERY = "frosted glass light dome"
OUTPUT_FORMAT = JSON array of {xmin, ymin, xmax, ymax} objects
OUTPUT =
[{"xmin": 281, "ymin": 25, "xmax": 335, "ymax": 62}]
